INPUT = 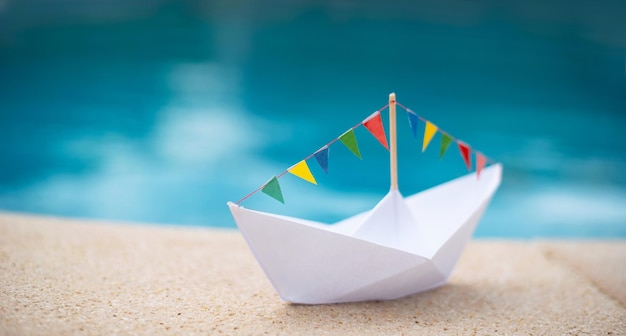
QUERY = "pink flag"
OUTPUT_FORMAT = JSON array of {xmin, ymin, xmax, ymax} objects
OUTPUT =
[{"xmin": 476, "ymin": 152, "xmax": 487, "ymax": 179}]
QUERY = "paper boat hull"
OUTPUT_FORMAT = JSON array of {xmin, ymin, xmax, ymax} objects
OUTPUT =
[{"xmin": 229, "ymin": 164, "xmax": 502, "ymax": 304}]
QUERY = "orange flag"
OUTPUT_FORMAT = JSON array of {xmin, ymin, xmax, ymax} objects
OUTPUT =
[
  {"xmin": 476, "ymin": 152, "xmax": 487, "ymax": 179},
  {"xmin": 422, "ymin": 122, "xmax": 438, "ymax": 152},
  {"xmin": 363, "ymin": 112, "xmax": 389, "ymax": 150}
]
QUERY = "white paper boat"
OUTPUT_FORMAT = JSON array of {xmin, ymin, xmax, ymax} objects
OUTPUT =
[{"xmin": 228, "ymin": 93, "xmax": 502, "ymax": 304}]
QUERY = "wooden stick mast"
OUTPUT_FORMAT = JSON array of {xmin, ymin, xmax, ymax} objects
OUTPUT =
[{"xmin": 389, "ymin": 92, "xmax": 398, "ymax": 191}]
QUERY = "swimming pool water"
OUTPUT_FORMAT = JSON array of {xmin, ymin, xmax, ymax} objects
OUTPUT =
[{"xmin": 1, "ymin": 1, "xmax": 625, "ymax": 237}]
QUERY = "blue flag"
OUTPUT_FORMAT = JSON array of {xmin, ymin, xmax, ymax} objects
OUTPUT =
[
  {"xmin": 407, "ymin": 112, "xmax": 419, "ymax": 139},
  {"xmin": 313, "ymin": 146, "xmax": 329, "ymax": 174}
]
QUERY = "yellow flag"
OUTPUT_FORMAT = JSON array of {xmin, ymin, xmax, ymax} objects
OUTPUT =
[
  {"xmin": 288, "ymin": 160, "xmax": 317, "ymax": 185},
  {"xmin": 422, "ymin": 121, "xmax": 438, "ymax": 152}
]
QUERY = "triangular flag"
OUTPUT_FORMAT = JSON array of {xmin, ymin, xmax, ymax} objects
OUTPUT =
[
  {"xmin": 457, "ymin": 142, "xmax": 472, "ymax": 171},
  {"xmin": 422, "ymin": 121, "xmax": 438, "ymax": 152},
  {"xmin": 288, "ymin": 160, "xmax": 317, "ymax": 185},
  {"xmin": 407, "ymin": 112, "xmax": 419, "ymax": 139},
  {"xmin": 476, "ymin": 152, "xmax": 487, "ymax": 179},
  {"xmin": 440, "ymin": 133, "xmax": 453, "ymax": 159},
  {"xmin": 314, "ymin": 146, "xmax": 329, "ymax": 174},
  {"xmin": 363, "ymin": 112, "xmax": 389, "ymax": 150},
  {"xmin": 339, "ymin": 129, "xmax": 362, "ymax": 159},
  {"xmin": 261, "ymin": 176, "xmax": 284, "ymax": 203}
]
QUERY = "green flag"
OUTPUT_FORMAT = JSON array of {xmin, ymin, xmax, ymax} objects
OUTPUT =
[
  {"xmin": 440, "ymin": 134, "xmax": 453, "ymax": 159},
  {"xmin": 339, "ymin": 129, "xmax": 362, "ymax": 159},
  {"xmin": 262, "ymin": 176, "xmax": 284, "ymax": 203}
]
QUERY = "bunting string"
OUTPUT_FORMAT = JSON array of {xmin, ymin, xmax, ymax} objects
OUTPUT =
[
  {"xmin": 235, "ymin": 104, "xmax": 390, "ymax": 204},
  {"xmin": 236, "ymin": 101, "xmax": 498, "ymax": 205},
  {"xmin": 396, "ymin": 102, "xmax": 497, "ymax": 165}
]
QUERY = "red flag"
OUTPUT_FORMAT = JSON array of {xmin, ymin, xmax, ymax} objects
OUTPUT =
[
  {"xmin": 458, "ymin": 142, "xmax": 472, "ymax": 171},
  {"xmin": 363, "ymin": 112, "xmax": 389, "ymax": 150},
  {"xmin": 476, "ymin": 152, "xmax": 487, "ymax": 179}
]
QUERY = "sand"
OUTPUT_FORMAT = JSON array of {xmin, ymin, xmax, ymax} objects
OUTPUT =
[{"xmin": 1, "ymin": 212, "xmax": 624, "ymax": 335}]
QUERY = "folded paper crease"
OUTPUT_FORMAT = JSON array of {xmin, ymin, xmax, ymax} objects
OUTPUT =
[{"xmin": 228, "ymin": 164, "xmax": 502, "ymax": 304}]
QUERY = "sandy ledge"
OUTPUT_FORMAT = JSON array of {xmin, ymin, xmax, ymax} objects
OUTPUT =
[{"xmin": 1, "ymin": 212, "xmax": 624, "ymax": 335}]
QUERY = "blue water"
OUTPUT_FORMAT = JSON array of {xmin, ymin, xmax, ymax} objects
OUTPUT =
[{"xmin": 1, "ymin": 1, "xmax": 625, "ymax": 237}]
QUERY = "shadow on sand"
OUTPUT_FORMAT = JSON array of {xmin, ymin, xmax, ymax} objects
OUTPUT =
[{"xmin": 273, "ymin": 282, "xmax": 513, "ymax": 329}]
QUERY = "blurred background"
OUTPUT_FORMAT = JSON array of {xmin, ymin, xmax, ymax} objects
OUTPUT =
[{"xmin": 0, "ymin": 0, "xmax": 625, "ymax": 237}]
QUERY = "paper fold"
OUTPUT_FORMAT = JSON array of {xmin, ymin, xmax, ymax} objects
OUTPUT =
[{"xmin": 228, "ymin": 164, "xmax": 502, "ymax": 304}]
